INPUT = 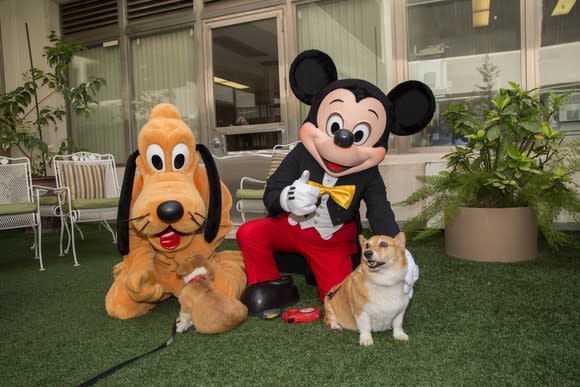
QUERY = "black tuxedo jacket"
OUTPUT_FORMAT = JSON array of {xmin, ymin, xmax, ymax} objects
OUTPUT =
[{"xmin": 263, "ymin": 143, "xmax": 400, "ymax": 237}]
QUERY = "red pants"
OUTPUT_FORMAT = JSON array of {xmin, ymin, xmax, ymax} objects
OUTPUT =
[{"xmin": 236, "ymin": 214, "xmax": 358, "ymax": 301}]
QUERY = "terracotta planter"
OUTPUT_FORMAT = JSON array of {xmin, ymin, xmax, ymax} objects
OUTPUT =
[{"xmin": 445, "ymin": 207, "xmax": 537, "ymax": 262}]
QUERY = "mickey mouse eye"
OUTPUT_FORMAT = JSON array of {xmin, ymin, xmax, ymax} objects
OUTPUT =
[
  {"xmin": 146, "ymin": 144, "xmax": 165, "ymax": 172},
  {"xmin": 379, "ymin": 241, "xmax": 389, "ymax": 248},
  {"xmin": 326, "ymin": 114, "xmax": 343, "ymax": 137},
  {"xmin": 172, "ymin": 143, "xmax": 189, "ymax": 171},
  {"xmin": 352, "ymin": 123, "xmax": 370, "ymax": 145}
]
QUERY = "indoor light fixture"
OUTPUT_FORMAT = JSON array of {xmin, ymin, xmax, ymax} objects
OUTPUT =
[
  {"xmin": 213, "ymin": 76, "xmax": 249, "ymax": 90},
  {"xmin": 551, "ymin": 0, "xmax": 576, "ymax": 16},
  {"xmin": 472, "ymin": 0, "xmax": 490, "ymax": 28},
  {"xmin": 472, "ymin": 0, "xmax": 490, "ymax": 12}
]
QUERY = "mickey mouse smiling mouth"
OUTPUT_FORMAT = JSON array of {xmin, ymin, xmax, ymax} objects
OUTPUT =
[{"xmin": 322, "ymin": 158, "xmax": 351, "ymax": 174}]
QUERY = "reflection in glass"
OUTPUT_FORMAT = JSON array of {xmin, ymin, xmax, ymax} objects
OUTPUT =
[
  {"xmin": 407, "ymin": 0, "xmax": 521, "ymax": 147},
  {"xmin": 212, "ymin": 18, "xmax": 281, "ymax": 128},
  {"xmin": 540, "ymin": 0, "xmax": 580, "ymax": 136},
  {"xmin": 70, "ymin": 45, "xmax": 125, "ymax": 161},
  {"xmin": 296, "ymin": 0, "xmax": 393, "ymax": 148},
  {"xmin": 131, "ymin": 29, "xmax": 199, "ymax": 141}
]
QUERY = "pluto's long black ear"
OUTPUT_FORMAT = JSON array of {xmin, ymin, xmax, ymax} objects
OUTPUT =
[
  {"xmin": 289, "ymin": 49, "xmax": 338, "ymax": 105},
  {"xmin": 196, "ymin": 143, "xmax": 221, "ymax": 243},
  {"xmin": 117, "ymin": 150, "xmax": 139, "ymax": 256},
  {"xmin": 387, "ymin": 80, "xmax": 436, "ymax": 136}
]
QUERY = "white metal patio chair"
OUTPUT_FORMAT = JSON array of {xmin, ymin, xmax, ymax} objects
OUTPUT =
[
  {"xmin": 235, "ymin": 141, "xmax": 299, "ymax": 223},
  {"xmin": 52, "ymin": 152, "xmax": 120, "ymax": 266},
  {"xmin": 0, "ymin": 156, "xmax": 46, "ymax": 270}
]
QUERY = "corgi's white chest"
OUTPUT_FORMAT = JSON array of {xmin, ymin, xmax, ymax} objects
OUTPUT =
[{"xmin": 362, "ymin": 281, "xmax": 410, "ymax": 332}]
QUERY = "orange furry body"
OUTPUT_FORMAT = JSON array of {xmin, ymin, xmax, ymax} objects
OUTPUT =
[
  {"xmin": 105, "ymin": 103, "xmax": 247, "ymax": 333},
  {"xmin": 324, "ymin": 233, "xmax": 413, "ymax": 346}
]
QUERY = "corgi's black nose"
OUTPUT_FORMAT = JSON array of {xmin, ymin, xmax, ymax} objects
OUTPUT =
[
  {"xmin": 157, "ymin": 200, "xmax": 184, "ymax": 222},
  {"xmin": 363, "ymin": 250, "xmax": 373, "ymax": 259}
]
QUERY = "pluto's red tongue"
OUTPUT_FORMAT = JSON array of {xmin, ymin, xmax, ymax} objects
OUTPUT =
[{"xmin": 159, "ymin": 228, "xmax": 180, "ymax": 250}]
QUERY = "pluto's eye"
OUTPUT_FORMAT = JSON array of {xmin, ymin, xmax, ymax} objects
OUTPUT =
[
  {"xmin": 326, "ymin": 114, "xmax": 344, "ymax": 137},
  {"xmin": 352, "ymin": 123, "xmax": 370, "ymax": 145},
  {"xmin": 146, "ymin": 144, "xmax": 165, "ymax": 172},
  {"xmin": 379, "ymin": 241, "xmax": 388, "ymax": 248},
  {"xmin": 172, "ymin": 143, "xmax": 189, "ymax": 171}
]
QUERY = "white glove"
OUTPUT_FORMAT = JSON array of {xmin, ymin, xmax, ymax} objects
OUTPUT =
[
  {"xmin": 403, "ymin": 249, "xmax": 419, "ymax": 298},
  {"xmin": 280, "ymin": 170, "xmax": 320, "ymax": 216}
]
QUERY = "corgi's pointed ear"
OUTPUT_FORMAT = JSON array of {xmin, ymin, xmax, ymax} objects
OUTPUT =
[
  {"xmin": 196, "ymin": 143, "xmax": 221, "ymax": 243},
  {"xmin": 388, "ymin": 80, "xmax": 435, "ymax": 136},
  {"xmin": 290, "ymin": 49, "xmax": 337, "ymax": 105},
  {"xmin": 358, "ymin": 234, "xmax": 367, "ymax": 247},
  {"xmin": 117, "ymin": 150, "xmax": 139, "ymax": 256},
  {"xmin": 394, "ymin": 232, "xmax": 407, "ymax": 249}
]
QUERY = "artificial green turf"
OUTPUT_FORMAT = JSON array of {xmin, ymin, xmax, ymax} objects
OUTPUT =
[{"xmin": 0, "ymin": 226, "xmax": 578, "ymax": 386}]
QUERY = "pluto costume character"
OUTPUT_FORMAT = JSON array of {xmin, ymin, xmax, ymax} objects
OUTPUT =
[
  {"xmin": 237, "ymin": 50, "xmax": 434, "ymax": 312},
  {"xmin": 105, "ymin": 104, "xmax": 247, "ymax": 333}
]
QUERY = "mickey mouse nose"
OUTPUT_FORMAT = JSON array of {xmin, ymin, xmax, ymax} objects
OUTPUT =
[
  {"xmin": 157, "ymin": 200, "xmax": 184, "ymax": 222},
  {"xmin": 334, "ymin": 129, "xmax": 354, "ymax": 148}
]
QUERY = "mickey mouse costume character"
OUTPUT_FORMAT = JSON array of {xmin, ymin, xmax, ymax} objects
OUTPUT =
[{"xmin": 237, "ymin": 50, "xmax": 434, "ymax": 313}]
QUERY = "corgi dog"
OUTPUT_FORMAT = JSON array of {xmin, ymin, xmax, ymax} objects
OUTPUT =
[
  {"xmin": 324, "ymin": 233, "xmax": 419, "ymax": 346},
  {"xmin": 175, "ymin": 254, "xmax": 248, "ymax": 334}
]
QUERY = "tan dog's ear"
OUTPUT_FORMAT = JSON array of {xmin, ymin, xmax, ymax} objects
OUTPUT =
[
  {"xmin": 175, "ymin": 260, "xmax": 195, "ymax": 277},
  {"xmin": 358, "ymin": 234, "xmax": 367, "ymax": 247},
  {"xmin": 394, "ymin": 232, "xmax": 406, "ymax": 249},
  {"xmin": 117, "ymin": 150, "xmax": 140, "ymax": 256}
]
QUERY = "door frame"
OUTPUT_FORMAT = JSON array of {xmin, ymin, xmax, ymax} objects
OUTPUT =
[{"xmin": 201, "ymin": 7, "xmax": 289, "ymax": 155}]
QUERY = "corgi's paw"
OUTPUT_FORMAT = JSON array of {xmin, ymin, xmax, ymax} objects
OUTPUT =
[
  {"xmin": 393, "ymin": 330, "xmax": 409, "ymax": 341},
  {"xmin": 175, "ymin": 313, "xmax": 193, "ymax": 333},
  {"xmin": 359, "ymin": 332, "xmax": 374, "ymax": 346},
  {"xmin": 330, "ymin": 321, "xmax": 342, "ymax": 332}
]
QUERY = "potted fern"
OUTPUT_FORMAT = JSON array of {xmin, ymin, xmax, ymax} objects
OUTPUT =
[{"xmin": 400, "ymin": 82, "xmax": 580, "ymax": 262}]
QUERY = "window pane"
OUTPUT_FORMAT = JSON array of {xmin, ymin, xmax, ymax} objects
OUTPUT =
[
  {"xmin": 540, "ymin": 0, "xmax": 580, "ymax": 136},
  {"xmin": 407, "ymin": 0, "xmax": 521, "ymax": 147},
  {"xmin": 212, "ymin": 18, "xmax": 281, "ymax": 129},
  {"xmin": 70, "ymin": 45, "xmax": 125, "ymax": 161},
  {"xmin": 131, "ymin": 28, "xmax": 199, "ymax": 141},
  {"xmin": 296, "ymin": 0, "xmax": 394, "ymax": 148},
  {"xmin": 0, "ymin": 34, "xmax": 4, "ymax": 93}
]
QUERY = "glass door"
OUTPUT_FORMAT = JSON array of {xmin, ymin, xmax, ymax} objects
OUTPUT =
[{"xmin": 204, "ymin": 10, "xmax": 287, "ymax": 155}]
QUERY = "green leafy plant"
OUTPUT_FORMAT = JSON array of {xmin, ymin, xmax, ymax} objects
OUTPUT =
[
  {"xmin": 400, "ymin": 82, "xmax": 580, "ymax": 247},
  {"xmin": 0, "ymin": 28, "xmax": 105, "ymax": 176}
]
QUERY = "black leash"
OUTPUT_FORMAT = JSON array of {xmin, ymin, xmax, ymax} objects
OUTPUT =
[{"xmin": 77, "ymin": 320, "xmax": 178, "ymax": 387}]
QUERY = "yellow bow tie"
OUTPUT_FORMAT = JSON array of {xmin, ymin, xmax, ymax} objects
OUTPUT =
[{"xmin": 307, "ymin": 181, "xmax": 356, "ymax": 210}]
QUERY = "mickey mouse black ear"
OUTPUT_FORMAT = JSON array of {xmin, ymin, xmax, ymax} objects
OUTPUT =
[
  {"xmin": 387, "ymin": 80, "xmax": 435, "ymax": 136},
  {"xmin": 289, "ymin": 49, "xmax": 338, "ymax": 105}
]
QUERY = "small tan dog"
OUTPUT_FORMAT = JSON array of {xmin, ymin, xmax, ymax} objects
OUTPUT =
[
  {"xmin": 175, "ymin": 254, "xmax": 248, "ymax": 334},
  {"xmin": 324, "ymin": 233, "xmax": 419, "ymax": 346}
]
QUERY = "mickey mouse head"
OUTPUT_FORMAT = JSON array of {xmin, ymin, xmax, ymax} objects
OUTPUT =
[{"xmin": 290, "ymin": 49, "xmax": 435, "ymax": 177}]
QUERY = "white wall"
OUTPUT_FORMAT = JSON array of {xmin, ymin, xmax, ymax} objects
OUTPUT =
[{"xmin": 0, "ymin": 0, "xmax": 66, "ymax": 165}]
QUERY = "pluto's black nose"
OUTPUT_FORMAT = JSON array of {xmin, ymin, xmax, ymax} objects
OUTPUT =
[
  {"xmin": 157, "ymin": 200, "xmax": 184, "ymax": 222},
  {"xmin": 363, "ymin": 250, "xmax": 373, "ymax": 259}
]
